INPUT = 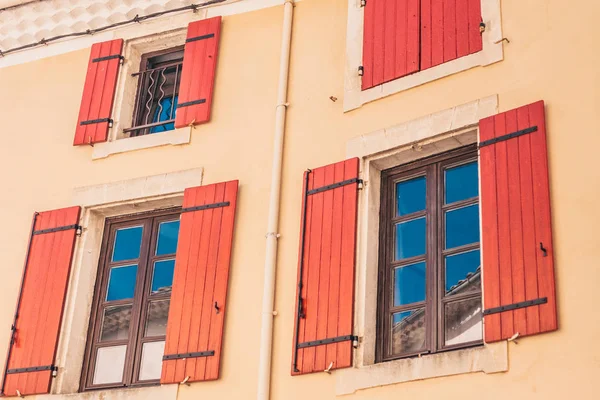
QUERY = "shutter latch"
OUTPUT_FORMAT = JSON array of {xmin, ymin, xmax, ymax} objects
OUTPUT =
[{"xmin": 539, "ymin": 242, "xmax": 548, "ymax": 257}]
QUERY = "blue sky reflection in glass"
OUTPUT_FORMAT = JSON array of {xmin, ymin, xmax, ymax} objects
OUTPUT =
[
  {"xmin": 394, "ymin": 262, "xmax": 426, "ymax": 306},
  {"xmin": 395, "ymin": 217, "xmax": 426, "ymax": 260},
  {"xmin": 445, "ymin": 204, "xmax": 480, "ymax": 249},
  {"xmin": 112, "ymin": 226, "xmax": 143, "ymax": 262},
  {"xmin": 156, "ymin": 220, "xmax": 180, "ymax": 255},
  {"xmin": 396, "ymin": 176, "xmax": 426, "ymax": 216},
  {"xmin": 106, "ymin": 264, "xmax": 138, "ymax": 301},
  {"xmin": 444, "ymin": 161, "xmax": 478, "ymax": 204},
  {"xmin": 151, "ymin": 259, "xmax": 175, "ymax": 294}
]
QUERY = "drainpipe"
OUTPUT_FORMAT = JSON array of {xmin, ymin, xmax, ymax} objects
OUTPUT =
[{"xmin": 257, "ymin": 1, "xmax": 294, "ymax": 400}]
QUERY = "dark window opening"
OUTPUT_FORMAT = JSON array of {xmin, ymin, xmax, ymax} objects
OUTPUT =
[
  {"xmin": 377, "ymin": 146, "xmax": 483, "ymax": 362},
  {"xmin": 81, "ymin": 209, "xmax": 180, "ymax": 390},
  {"xmin": 126, "ymin": 47, "xmax": 184, "ymax": 137}
]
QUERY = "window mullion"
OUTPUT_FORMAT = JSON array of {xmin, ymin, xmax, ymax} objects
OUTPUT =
[
  {"xmin": 124, "ymin": 218, "xmax": 153, "ymax": 386},
  {"xmin": 425, "ymin": 164, "xmax": 438, "ymax": 354}
]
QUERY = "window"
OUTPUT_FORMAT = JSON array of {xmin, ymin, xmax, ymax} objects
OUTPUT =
[
  {"xmin": 377, "ymin": 146, "xmax": 482, "ymax": 362},
  {"xmin": 125, "ymin": 47, "xmax": 184, "ymax": 137},
  {"xmin": 81, "ymin": 209, "xmax": 180, "ymax": 390}
]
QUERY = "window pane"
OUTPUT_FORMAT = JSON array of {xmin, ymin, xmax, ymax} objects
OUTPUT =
[
  {"xmin": 396, "ymin": 176, "xmax": 426, "ymax": 216},
  {"xmin": 445, "ymin": 161, "xmax": 478, "ymax": 204},
  {"xmin": 445, "ymin": 204, "xmax": 480, "ymax": 249},
  {"xmin": 395, "ymin": 217, "xmax": 426, "ymax": 260},
  {"xmin": 445, "ymin": 298, "xmax": 483, "ymax": 346},
  {"xmin": 106, "ymin": 264, "xmax": 138, "ymax": 301},
  {"xmin": 445, "ymin": 250, "xmax": 481, "ymax": 295},
  {"xmin": 139, "ymin": 341, "xmax": 165, "ymax": 381},
  {"xmin": 100, "ymin": 305, "xmax": 132, "ymax": 341},
  {"xmin": 156, "ymin": 221, "xmax": 180, "ymax": 255},
  {"xmin": 151, "ymin": 259, "xmax": 175, "ymax": 294},
  {"xmin": 392, "ymin": 309, "xmax": 426, "ymax": 355},
  {"xmin": 394, "ymin": 262, "xmax": 426, "ymax": 306},
  {"xmin": 145, "ymin": 299, "xmax": 170, "ymax": 337},
  {"xmin": 93, "ymin": 345, "xmax": 127, "ymax": 385},
  {"xmin": 112, "ymin": 226, "xmax": 143, "ymax": 262}
]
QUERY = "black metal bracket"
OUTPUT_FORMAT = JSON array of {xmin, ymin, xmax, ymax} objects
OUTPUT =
[
  {"xmin": 483, "ymin": 297, "xmax": 548, "ymax": 316},
  {"xmin": 6, "ymin": 365, "xmax": 57, "ymax": 375},
  {"xmin": 360, "ymin": 0, "xmax": 367, "ymax": 7},
  {"xmin": 479, "ymin": 126, "xmax": 538, "ymax": 148},
  {"xmin": 80, "ymin": 118, "xmax": 113, "ymax": 127},
  {"xmin": 358, "ymin": 66, "xmax": 364, "ymax": 76},
  {"xmin": 181, "ymin": 201, "xmax": 230, "ymax": 214},
  {"xmin": 92, "ymin": 54, "xmax": 124, "ymax": 63},
  {"xmin": 308, "ymin": 178, "xmax": 363, "ymax": 196},
  {"xmin": 540, "ymin": 242, "xmax": 548, "ymax": 257},
  {"xmin": 162, "ymin": 351, "xmax": 215, "ymax": 361},
  {"xmin": 214, "ymin": 302, "xmax": 220, "ymax": 314},
  {"xmin": 33, "ymin": 224, "xmax": 82, "ymax": 236},
  {"xmin": 186, "ymin": 33, "xmax": 215, "ymax": 43},
  {"xmin": 297, "ymin": 335, "xmax": 358, "ymax": 349},
  {"xmin": 178, "ymin": 99, "xmax": 207, "ymax": 108}
]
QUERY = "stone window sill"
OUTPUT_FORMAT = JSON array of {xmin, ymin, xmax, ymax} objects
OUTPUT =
[
  {"xmin": 92, "ymin": 127, "xmax": 191, "ymax": 160},
  {"xmin": 335, "ymin": 341, "xmax": 508, "ymax": 396},
  {"xmin": 37, "ymin": 383, "xmax": 178, "ymax": 400}
]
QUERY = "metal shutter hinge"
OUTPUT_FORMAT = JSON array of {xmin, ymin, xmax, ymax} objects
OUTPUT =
[
  {"xmin": 358, "ymin": 66, "xmax": 364, "ymax": 76},
  {"xmin": 360, "ymin": 0, "xmax": 367, "ymax": 7}
]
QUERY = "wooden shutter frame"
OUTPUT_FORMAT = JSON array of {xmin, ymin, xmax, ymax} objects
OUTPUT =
[
  {"xmin": 292, "ymin": 159, "xmax": 361, "ymax": 375},
  {"xmin": 74, "ymin": 39, "xmax": 124, "ymax": 146},
  {"xmin": 1, "ymin": 207, "xmax": 81, "ymax": 397},
  {"xmin": 174, "ymin": 17, "xmax": 222, "ymax": 128},
  {"xmin": 479, "ymin": 100, "xmax": 558, "ymax": 343},
  {"xmin": 161, "ymin": 181, "xmax": 238, "ymax": 384}
]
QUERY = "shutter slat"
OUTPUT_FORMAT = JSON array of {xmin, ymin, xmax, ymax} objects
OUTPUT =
[
  {"xmin": 161, "ymin": 181, "xmax": 238, "ymax": 384},
  {"xmin": 480, "ymin": 101, "xmax": 557, "ymax": 343},
  {"xmin": 456, "ymin": 0, "xmax": 470, "ymax": 57},
  {"xmin": 361, "ymin": 0, "xmax": 375, "ymax": 89},
  {"xmin": 528, "ymin": 103, "xmax": 557, "ymax": 333},
  {"xmin": 443, "ymin": 0, "xmax": 457, "ymax": 62},
  {"xmin": 175, "ymin": 17, "xmax": 221, "ymax": 128},
  {"xmin": 480, "ymin": 116, "xmax": 502, "ymax": 343},
  {"xmin": 2, "ymin": 207, "xmax": 80, "ymax": 397},
  {"xmin": 292, "ymin": 159, "xmax": 359, "ymax": 375},
  {"xmin": 421, "ymin": 0, "xmax": 433, "ymax": 71},
  {"xmin": 74, "ymin": 39, "xmax": 123, "ymax": 146}
]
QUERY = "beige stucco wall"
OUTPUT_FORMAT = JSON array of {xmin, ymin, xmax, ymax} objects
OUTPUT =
[{"xmin": 0, "ymin": 0, "xmax": 598, "ymax": 399}]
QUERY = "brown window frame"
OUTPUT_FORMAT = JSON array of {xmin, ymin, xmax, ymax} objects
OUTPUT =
[
  {"xmin": 80, "ymin": 208, "xmax": 180, "ymax": 391},
  {"xmin": 125, "ymin": 46, "xmax": 185, "ymax": 137},
  {"xmin": 376, "ymin": 145, "xmax": 483, "ymax": 363}
]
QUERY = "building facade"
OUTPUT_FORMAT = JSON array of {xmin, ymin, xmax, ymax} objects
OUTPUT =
[{"xmin": 0, "ymin": 0, "xmax": 598, "ymax": 399}]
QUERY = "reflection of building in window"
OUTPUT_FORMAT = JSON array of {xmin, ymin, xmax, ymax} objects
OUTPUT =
[
  {"xmin": 392, "ymin": 268, "xmax": 482, "ymax": 353},
  {"xmin": 126, "ymin": 47, "xmax": 184, "ymax": 137}
]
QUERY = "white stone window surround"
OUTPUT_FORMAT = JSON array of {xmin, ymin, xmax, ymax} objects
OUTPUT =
[
  {"xmin": 336, "ymin": 96, "xmax": 508, "ymax": 395},
  {"xmin": 46, "ymin": 168, "xmax": 202, "ymax": 399},
  {"xmin": 343, "ymin": 0, "xmax": 504, "ymax": 112}
]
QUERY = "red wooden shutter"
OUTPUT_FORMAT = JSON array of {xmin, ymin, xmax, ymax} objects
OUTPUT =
[
  {"xmin": 291, "ymin": 158, "xmax": 360, "ymax": 375},
  {"xmin": 74, "ymin": 39, "xmax": 124, "ymax": 146},
  {"xmin": 362, "ymin": 0, "xmax": 420, "ymax": 90},
  {"xmin": 1, "ymin": 207, "xmax": 81, "ymax": 397},
  {"xmin": 421, "ymin": 0, "xmax": 483, "ymax": 70},
  {"xmin": 175, "ymin": 17, "xmax": 222, "ymax": 129},
  {"xmin": 479, "ymin": 101, "xmax": 557, "ymax": 343},
  {"xmin": 161, "ymin": 181, "xmax": 238, "ymax": 384}
]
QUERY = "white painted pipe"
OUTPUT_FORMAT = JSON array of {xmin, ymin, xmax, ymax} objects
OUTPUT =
[{"xmin": 257, "ymin": 1, "xmax": 294, "ymax": 400}]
